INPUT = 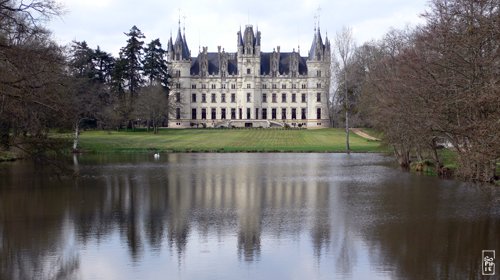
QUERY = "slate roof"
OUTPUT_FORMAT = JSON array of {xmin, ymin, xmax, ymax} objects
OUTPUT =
[
  {"xmin": 190, "ymin": 53, "xmax": 238, "ymax": 76},
  {"xmin": 190, "ymin": 52, "xmax": 308, "ymax": 76},
  {"xmin": 173, "ymin": 27, "xmax": 191, "ymax": 60}
]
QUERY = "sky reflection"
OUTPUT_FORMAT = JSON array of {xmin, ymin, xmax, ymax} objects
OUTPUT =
[{"xmin": 0, "ymin": 153, "xmax": 498, "ymax": 280}]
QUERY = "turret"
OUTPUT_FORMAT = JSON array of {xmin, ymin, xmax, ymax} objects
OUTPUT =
[
  {"xmin": 308, "ymin": 27, "xmax": 327, "ymax": 61},
  {"xmin": 170, "ymin": 26, "xmax": 191, "ymax": 61},
  {"xmin": 238, "ymin": 25, "xmax": 260, "ymax": 56}
]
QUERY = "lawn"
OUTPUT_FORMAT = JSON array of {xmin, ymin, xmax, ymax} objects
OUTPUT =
[{"xmin": 78, "ymin": 128, "xmax": 385, "ymax": 153}]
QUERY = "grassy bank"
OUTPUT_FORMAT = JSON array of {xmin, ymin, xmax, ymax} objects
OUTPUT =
[{"xmin": 78, "ymin": 128, "xmax": 385, "ymax": 153}]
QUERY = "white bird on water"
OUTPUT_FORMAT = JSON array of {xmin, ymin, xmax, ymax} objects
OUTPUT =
[{"xmin": 154, "ymin": 153, "xmax": 160, "ymax": 159}]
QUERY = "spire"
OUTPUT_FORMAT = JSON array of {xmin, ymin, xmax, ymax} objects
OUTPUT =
[
  {"xmin": 173, "ymin": 21, "xmax": 190, "ymax": 61},
  {"xmin": 237, "ymin": 26, "xmax": 243, "ymax": 47},
  {"xmin": 309, "ymin": 23, "xmax": 325, "ymax": 61}
]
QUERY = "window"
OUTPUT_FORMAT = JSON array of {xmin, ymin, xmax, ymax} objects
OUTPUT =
[
  {"xmin": 255, "ymin": 108, "xmax": 259, "ymax": 120},
  {"xmin": 301, "ymin": 84, "xmax": 306, "ymax": 89},
  {"xmin": 231, "ymin": 93, "xmax": 236, "ymax": 103},
  {"xmin": 262, "ymin": 84, "xmax": 267, "ymax": 89},
  {"xmin": 211, "ymin": 108, "xmax": 216, "ymax": 119},
  {"xmin": 246, "ymin": 108, "xmax": 251, "ymax": 119},
  {"xmin": 175, "ymin": 70, "xmax": 181, "ymax": 77},
  {"xmin": 271, "ymin": 108, "xmax": 277, "ymax": 119},
  {"xmin": 175, "ymin": 92, "xmax": 181, "ymax": 102},
  {"xmin": 316, "ymin": 108, "xmax": 321, "ymax": 119},
  {"xmin": 192, "ymin": 84, "xmax": 197, "ymax": 89},
  {"xmin": 281, "ymin": 108, "xmax": 286, "ymax": 120},
  {"xmin": 262, "ymin": 108, "xmax": 267, "ymax": 119},
  {"xmin": 316, "ymin": 92, "xmax": 321, "ymax": 102},
  {"xmin": 239, "ymin": 108, "xmax": 242, "ymax": 119},
  {"xmin": 231, "ymin": 84, "xmax": 236, "ymax": 89},
  {"xmin": 247, "ymin": 93, "xmax": 251, "ymax": 102},
  {"xmin": 221, "ymin": 108, "xmax": 226, "ymax": 119},
  {"xmin": 221, "ymin": 84, "xmax": 226, "ymax": 89},
  {"xmin": 202, "ymin": 84, "xmax": 206, "ymax": 89},
  {"xmin": 301, "ymin": 108, "xmax": 306, "ymax": 119},
  {"xmin": 175, "ymin": 83, "xmax": 181, "ymax": 89},
  {"xmin": 317, "ymin": 83, "xmax": 321, "ymax": 88},
  {"xmin": 272, "ymin": 84, "xmax": 277, "ymax": 89},
  {"xmin": 176, "ymin": 108, "xmax": 181, "ymax": 120},
  {"xmin": 292, "ymin": 93, "xmax": 296, "ymax": 103},
  {"xmin": 291, "ymin": 71, "xmax": 296, "ymax": 77},
  {"xmin": 292, "ymin": 108, "xmax": 297, "ymax": 119},
  {"xmin": 231, "ymin": 108, "xmax": 236, "ymax": 119},
  {"xmin": 192, "ymin": 93, "xmax": 197, "ymax": 102},
  {"xmin": 301, "ymin": 93, "xmax": 306, "ymax": 103},
  {"xmin": 247, "ymin": 68, "xmax": 251, "ymax": 74},
  {"xmin": 317, "ymin": 70, "xmax": 321, "ymax": 77},
  {"xmin": 221, "ymin": 93, "xmax": 226, "ymax": 103},
  {"xmin": 247, "ymin": 83, "xmax": 251, "ymax": 89},
  {"xmin": 292, "ymin": 84, "xmax": 297, "ymax": 89},
  {"xmin": 192, "ymin": 108, "xmax": 197, "ymax": 120},
  {"xmin": 262, "ymin": 93, "xmax": 267, "ymax": 103},
  {"xmin": 211, "ymin": 93, "xmax": 216, "ymax": 103},
  {"xmin": 201, "ymin": 108, "xmax": 207, "ymax": 119},
  {"xmin": 272, "ymin": 93, "xmax": 277, "ymax": 103},
  {"xmin": 282, "ymin": 93, "xmax": 286, "ymax": 103},
  {"xmin": 202, "ymin": 94, "xmax": 207, "ymax": 103},
  {"xmin": 211, "ymin": 84, "xmax": 216, "ymax": 89},
  {"xmin": 282, "ymin": 84, "xmax": 286, "ymax": 89}
]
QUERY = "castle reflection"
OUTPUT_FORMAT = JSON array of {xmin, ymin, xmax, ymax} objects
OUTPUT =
[{"xmin": 0, "ymin": 153, "xmax": 498, "ymax": 280}]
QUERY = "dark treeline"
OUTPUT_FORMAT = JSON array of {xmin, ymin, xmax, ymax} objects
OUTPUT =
[
  {"xmin": 0, "ymin": 0, "xmax": 173, "ymax": 164},
  {"xmin": 332, "ymin": 0, "xmax": 499, "ymax": 183}
]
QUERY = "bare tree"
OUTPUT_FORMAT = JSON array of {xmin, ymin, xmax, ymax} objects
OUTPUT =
[
  {"xmin": 0, "ymin": 0, "xmax": 71, "ymax": 165},
  {"xmin": 134, "ymin": 84, "xmax": 170, "ymax": 134},
  {"xmin": 334, "ymin": 26, "xmax": 356, "ymax": 153},
  {"xmin": 363, "ymin": 0, "xmax": 499, "ymax": 182}
]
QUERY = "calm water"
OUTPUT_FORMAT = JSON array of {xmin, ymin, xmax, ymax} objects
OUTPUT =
[{"xmin": 0, "ymin": 153, "xmax": 498, "ymax": 280}]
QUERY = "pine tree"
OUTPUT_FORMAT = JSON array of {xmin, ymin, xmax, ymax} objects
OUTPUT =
[
  {"xmin": 119, "ymin": 25, "xmax": 145, "ymax": 102},
  {"xmin": 143, "ymin": 38, "xmax": 169, "ymax": 86}
]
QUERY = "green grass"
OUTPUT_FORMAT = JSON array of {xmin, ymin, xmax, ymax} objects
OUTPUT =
[{"xmin": 78, "ymin": 128, "xmax": 385, "ymax": 153}]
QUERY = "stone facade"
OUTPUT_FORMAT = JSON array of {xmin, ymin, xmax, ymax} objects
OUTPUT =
[{"xmin": 167, "ymin": 24, "xmax": 331, "ymax": 128}]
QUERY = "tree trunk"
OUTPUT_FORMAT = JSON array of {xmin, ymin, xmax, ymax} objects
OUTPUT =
[
  {"xmin": 0, "ymin": 120, "xmax": 10, "ymax": 150},
  {"xmin": 72, "ymin": 120, "xmax": 80, "ymax": 153},
  {"xmin": 344, "ymin": 68, "xmax": 350, "ymax": 154}
]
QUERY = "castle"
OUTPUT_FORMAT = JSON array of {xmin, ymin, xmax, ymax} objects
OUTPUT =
[{"xmin": 167, "ymin": 23, "xmax": 331, "ymax": 128}]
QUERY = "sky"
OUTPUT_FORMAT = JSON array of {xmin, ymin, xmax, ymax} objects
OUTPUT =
[{"xmin": 48, "ymin": 0, "xmax": 429, "ymax": 56}]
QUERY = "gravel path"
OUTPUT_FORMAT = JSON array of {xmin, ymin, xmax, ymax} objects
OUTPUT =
[{"xmin": 350, "ymin": 128, "xmax": 381, "ymax": 141}]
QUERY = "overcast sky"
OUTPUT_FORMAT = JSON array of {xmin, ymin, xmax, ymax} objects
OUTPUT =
[{"xmin": 48, "ymin": 0, "xmax": 429, "ymax": 56}]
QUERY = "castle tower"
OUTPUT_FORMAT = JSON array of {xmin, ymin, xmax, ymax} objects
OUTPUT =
[
  {"xmin": 237, "ymin": 25, "xmax": 261, "ymax": 120},
  {"xmin": 168, "ymin": 23, "xmax": 192, "ymax": 121},
  {"xmin": 306, "ymin": 26, "xmax": 330, "ymax": 123}
]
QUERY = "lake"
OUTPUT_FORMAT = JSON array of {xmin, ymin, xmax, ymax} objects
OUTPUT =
[{"xmin": 0, "ymin": 153, "xmax": 498, "ymax": 280}]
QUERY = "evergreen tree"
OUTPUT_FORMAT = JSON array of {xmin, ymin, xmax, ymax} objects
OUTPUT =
[
  {"xmin": 143, "ymin": 38, "xmax": 169, "ymax": 86},
  {"xmin": 70, "ymin": 41, "xmax": 97, "ymax": 80},
  {"xmin": 119, "ymin": 25, "xmax": 145, "ymax": 101},
  {"xmin": 93, "ymin": 46, "xmax": 115, "ymax": 84}
]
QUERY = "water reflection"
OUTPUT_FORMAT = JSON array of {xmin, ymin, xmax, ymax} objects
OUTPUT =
[{"xmin": 0, "ymin": 153, "xmax": 498, "ymax": 280}]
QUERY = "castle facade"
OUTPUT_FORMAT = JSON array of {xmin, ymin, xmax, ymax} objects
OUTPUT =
[{"xmin": 167, "ymin": 24, "xmax": 331, "ymax": 128}]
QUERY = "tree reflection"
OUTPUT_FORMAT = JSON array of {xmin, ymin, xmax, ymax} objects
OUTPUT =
[
  {"xmin": 342, "ymin": 175, "xmax": 500, "ymax": 279},
  {"xmin": 1, "ymin": 154, "xmax": 498, "ymax": 279}
]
